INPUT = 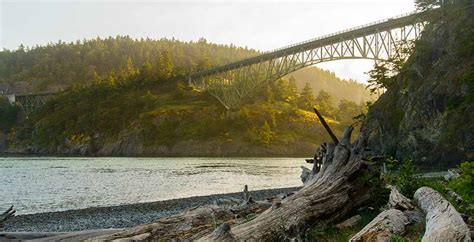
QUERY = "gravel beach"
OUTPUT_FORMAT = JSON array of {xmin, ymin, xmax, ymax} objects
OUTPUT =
[{"xmin": 4, "ymin": 187, "xmax": 300, "ymax": 232}]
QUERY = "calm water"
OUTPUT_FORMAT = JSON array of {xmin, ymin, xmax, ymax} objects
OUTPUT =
[{"xmin": 0, "ymin": 157, "xmax": 309, "ymax": 215}]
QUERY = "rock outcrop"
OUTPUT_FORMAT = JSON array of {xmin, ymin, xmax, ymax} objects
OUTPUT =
[{"xmin": 361, "ymin": 2, "xmax": 474, "ymax": 167}]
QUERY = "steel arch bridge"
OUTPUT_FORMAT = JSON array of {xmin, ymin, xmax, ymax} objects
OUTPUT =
[
  {"xmin": 3, "ymin": 92, "xmax": 56, "ymax": 116},
  {"xmin": 189, "ymin": 10, "xmax": 434, "ymax": 110}
]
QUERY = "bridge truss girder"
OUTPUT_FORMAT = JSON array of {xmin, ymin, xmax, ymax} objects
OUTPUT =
[
  {"xmin": 15, "ymin": 94, "xmax": 54, "ymax": 116},
  {"xmin": 190, "ymin": 21, "xmax": 425, "ymax": 110}
]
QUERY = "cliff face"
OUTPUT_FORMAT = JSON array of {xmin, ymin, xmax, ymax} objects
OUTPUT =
[{"xmin": 362, "ymin": 3, "xmax": 474, "ymax": 168}]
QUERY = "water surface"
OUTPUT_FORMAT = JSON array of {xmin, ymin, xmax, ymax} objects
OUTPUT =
[{"xmin": 0, "ymin": 157, "xmax": 309, "ymax": 215}]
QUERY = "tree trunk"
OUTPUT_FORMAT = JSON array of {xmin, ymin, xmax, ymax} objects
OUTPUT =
[
  {"xmin": 199, "ymin": 126, "xmax": 373, "ymax": 241},
  {"xmin": 414, "ymin": 187, "xmax": 471, "ymax": 242}
]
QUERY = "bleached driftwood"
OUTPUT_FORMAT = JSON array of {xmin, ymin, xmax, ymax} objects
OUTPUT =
[
  {"xmin": 387, "ymin": 185, "xmax": 414, "ymax": 211},
  {"xmin": 350, "ymin": 209, "xmax": 408, "ymax": 242},
  {"xmin": 91, "ymin": 205, "xmax": 234, "ymax": 241},
  {"xmin": 414, "ymin": 187, "xmax": 471, "ymax": 242}
]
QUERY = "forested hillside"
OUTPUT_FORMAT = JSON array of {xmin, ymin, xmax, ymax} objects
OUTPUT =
[
  {"xmin": 288, "ymin": 68, "xmax": 369, "ymax": 104},
  {"xmin": 0, "ymin": 37, "xmax": 370, "ymax": 156},
  {"xmin": 0, "ymin": 36, "xmax": 370, "ymax": 104}
]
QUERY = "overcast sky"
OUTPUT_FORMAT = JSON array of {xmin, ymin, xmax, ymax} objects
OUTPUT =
[{"xmin": 0, "ymin": 0, "xmax": 416, "ymax": 82}]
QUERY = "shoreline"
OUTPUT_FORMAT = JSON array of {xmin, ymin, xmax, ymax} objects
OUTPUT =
[
  {"xmin": 0, "ymin": 152, "xmax": 310, "ymax": 158},
  {"xmin": 4, "ymin": 187, "xmax": 301, "ymax": 232}
]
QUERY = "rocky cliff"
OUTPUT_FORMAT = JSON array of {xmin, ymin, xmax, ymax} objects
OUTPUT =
[{"xmin": 362, "ymin": 2, "xmax": 474, "ymax": 168}]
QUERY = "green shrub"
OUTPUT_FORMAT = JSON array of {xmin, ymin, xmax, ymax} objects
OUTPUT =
[
  {"xmin": 0, "ymin": 97, "xmax": 19, "ymax": 132},
  {"xmin": 449, "ymin": 161, "xmax": 474, "ymax": 204},
  {"xmin": 392, "ymin": 159, "xmax": 421, "ymax": 198}
]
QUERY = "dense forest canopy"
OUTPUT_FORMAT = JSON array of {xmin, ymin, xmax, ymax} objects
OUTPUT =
[
  {"xmin": 0, "ymin": 36, "xmax": 257, "ymax": 92},
  {"xmin": 0, "ymin": 36, "xmax": 370, "ymax": 104}
]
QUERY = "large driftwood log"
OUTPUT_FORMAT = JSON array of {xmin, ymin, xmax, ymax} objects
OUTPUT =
[
  {"xmin": 414, "ymin": 187, "xmax": 471, "ymax": 242},
  {"xmin": 200, "ymin": 126, "xmax": 373, "ymax": 241},
  {"xmin": 91, "ymin": 205, "xmax": 234, "ymax": 241},
  {"xmin": 350, "ymin": 209, "xmax": 408, "ymax": 242}
]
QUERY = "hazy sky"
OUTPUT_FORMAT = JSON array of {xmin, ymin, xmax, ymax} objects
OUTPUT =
[{"xmin": 0, "ymin": 0, "xmax": 416, "ymax": 82}]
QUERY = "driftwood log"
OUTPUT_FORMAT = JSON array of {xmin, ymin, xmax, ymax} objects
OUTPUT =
[
  {"xmin": 0, "ymin": 206, "xmax": 15, "ymax": 230},
  {"xmin": 387, "ymin": 185, "xmax": 414, "ymax": 211},
  {"xmin": 350, "ymin": 186, "xmax": 412, "ymax": 241},
  {"xmin": 91, "ymin": 205, "xmax": 234, "ymax": 241},
  {"xmin": 197, "ymin": 126, "xmax": 373, "ymax": 240},
  {"xmin": 350, "ymin": 209, "xmax": 408, "ymax": 241},
  {"xmin": 414, "ymin": 187, "xmax": 471, "ymax": 242}
]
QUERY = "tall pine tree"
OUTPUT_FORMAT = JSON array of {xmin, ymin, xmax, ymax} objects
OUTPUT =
[{"xmin": 297, "ymin": 82, "xmax": 316, "ymax": 110}]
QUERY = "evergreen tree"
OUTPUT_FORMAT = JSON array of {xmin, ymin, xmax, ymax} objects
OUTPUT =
[
  {"xmin": 273, "ymin": 78, "xmax": 296, "ymax": 102},
  {"xmin": 297, "ymin": 82, "xmax": 316, "ymax": 110},
  {"xmin": 122, "ymin": 57, "xmax": 138, "ymax": 79},
  {"xmin": 265, "ymin": 85, "xmax": 275, "ymax": 104},
  {"xmin": 314, "ymin": 90, "xmax": 334, "ymax": 117},
  {"xmin": 336, "ymin": 99, "xmax": 361, "ymax": 123},
  {"xmin": 367, "ymin": 62, "xmax": 391, "ymax": 94},
  {"xmin": 139, "ymin": 62, "xmax": 154, "ymax": 81},
  {"xmin": 198, "ymin": 53, "xmax": 212, "ymax": 70},
  {"xmin": 157, "ymin": 50, "xmax": 173, "ymax": 79},
  {"xmin": 288, "ymin": 76, "xmax": 299, "ymax": 103}
]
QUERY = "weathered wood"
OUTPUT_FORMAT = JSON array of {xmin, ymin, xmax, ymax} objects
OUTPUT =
[
  {"xmin": 387, "ymin": 185, "xmax": 414, "ymax": 211},
  {"xmin": 90, "ymin": 205, "xmax": 234, "ymax": 241},
  {"xmin": 27, "ymin": 229, "xmax": 123, "ymax": 242},
  {"xmin": 414, "ymin": 187, "xmax": 471, "ymax": 242},
  {"xmin": 243, "ymin": 185, "xmax": 250, "ymax": 202},
  {"xmin": 336, "ymin": 215, "xmax": 362, "ymax": 229},
  {"xmin": 313, "ymin": 107, "xmax": 339, "ymax": 145},
  {"xmin": 198, "ymin": 126, "xmax": 373, "ymax": 241},
  {"xmin": 350, "ymin": 209, "xmax": 408, "ymax": 242},
  {"xmin": 300, "ymin": 166, "xmax": 312, "ymax": 184},
  {"xmin": 0, "ymin": 206, "xmax": 15, "ymax": 229},
  {"xmin": 208, "ymin": 223, "xmax": 234, "ymax": 241},
  {"xmin": 229, "ymin": 201, "xmax": 271, "ymax": 218}
]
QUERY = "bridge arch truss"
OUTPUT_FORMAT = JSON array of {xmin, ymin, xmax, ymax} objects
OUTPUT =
[{"xmin": 190, "ymin": 11, "xmax": 430, "ymax": 110}]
